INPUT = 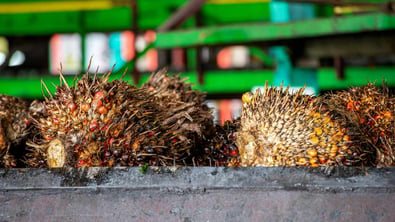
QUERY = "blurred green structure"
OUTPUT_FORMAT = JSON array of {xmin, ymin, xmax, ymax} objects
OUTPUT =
[{"xmin": 0, "ymin": 0, "xmax": 394, "ymax": 98}]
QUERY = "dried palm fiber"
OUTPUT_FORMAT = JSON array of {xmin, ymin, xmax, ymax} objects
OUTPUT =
[
  {"xmin": 194, "ymin": 119, "xmax": 241, "ymax": 167},
  {"xmin": 237, "ymin": 82, "xmax": 353, "ymax": 167},
  {"xmin": 141, "ymin": 69, "xmax": 214, "ymax": 164},
  {"xmin": 0, "ymin": 94, "xmax": 30, "ymax": 167},
  {"xmin": 143, "ymin": 70, "xmax": 240, "ymax": 167},
  {"xmin": 323, "ymin": 81, "xmax": 395, "ymax": 166},
  {"xmin": 142, "ymin": 69, "xmax": 213, "ymax": 136},
  {"xmin": 26, "ymin": 68, "xmax": 214, "ymax": 168}
]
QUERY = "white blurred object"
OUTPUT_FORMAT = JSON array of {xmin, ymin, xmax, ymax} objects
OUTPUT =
[
  {"xmin": 136, "ymin": 56, "xmax": 147, "ymax": 72},
  {"xmin": 136, "ymin": 34, "xmax": 148, "ymax": 71},
  {"xmin": 0, "ymin": 52, "xmax": 6, "ymax": 66},
  {"xmin": 231, "ymin": 46, "xmax": 249, "ymax": 68},
  {"xmin": 135, "ymin": 35, "xmax": 146, "ymax": 52},
  {"xmin": 217, "ymin": 45, "xmax": 249, "ymax": 69},
  {"xmin": 205, "ymin": 100, "xmax": 219, "ymax": 124},
  {"xmin": 85, "ymin": 33, "xmax": 110, "ymax": 73},
  {"xmin": 135, "ymin": 32, "xmax": 158, "ymax": 72},
  {"xmin": 9, "ymin": 50, "xmax": 25, "ymax": 67},
  {"xmin": 230, "ymin": 99, "xmax": 242, "ymax": 119}
]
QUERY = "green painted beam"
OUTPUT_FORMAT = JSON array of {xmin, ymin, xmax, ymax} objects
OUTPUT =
[
  {"xmin": 0, "ymin": 0, "xmax": 273, "ymax": 35},
  {"xmin": 0, "ymin": 11, "xmax": 81, "ymax": 35},
  {"xmin": 155, "ymin": 12, "xmax": 395, "ymax": 48},
  {"xmin": 84, "ymin": 8, "xmax": 132, "ymax": 32},
  {"xmin": 0, "ymin": 8, "xmax": 131, "ymax": 35},
  {"xmin": 1, "ymin": 67, "xmax": 395, "ymax": 99},
  {"xmin": 318, "ymin": 67, "xmax": 395, "ymax": 90},
  {"xmin": 193, "ymin": 70, "xmax": 274, "ymax": 93},
  {"xmin": 0, "ymin": 70, "xmax": 274, "ymax": 99},
  {"xmin": 200, "ymin": 3, "xmax": 270, "ymax": 26},
  {"xmin": 133, "ymin": 1, "xmax": 273, "ymax": 30}
]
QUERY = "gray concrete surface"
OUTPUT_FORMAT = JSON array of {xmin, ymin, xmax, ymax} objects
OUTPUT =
[{"xmin": 1, "ymin": 167, "xmax": 394, "ymax": 221}]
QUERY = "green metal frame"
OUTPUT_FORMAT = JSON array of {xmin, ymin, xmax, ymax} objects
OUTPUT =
[
  {"xmin": 0, "ymin": 8, "xmax": 132, "ymax": 35},
  {"xmin": 0, "ymin": 0, "xmax": 273, "ymax": 35},
  {"xmin": 0, "ymin": 1, "xmax": 394, "ymax": 99},
  {"xmin": 155, "ymin": 12, "xmax": 395, "ymax": 48},
  {"xmin": 1, "ymin": 67, "xmax": 395, "ymax": 99}
]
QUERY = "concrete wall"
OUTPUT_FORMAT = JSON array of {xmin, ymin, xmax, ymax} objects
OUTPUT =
[{"xmin": 1, "ymin": 167, "xmax": 394, "ymax": 222}]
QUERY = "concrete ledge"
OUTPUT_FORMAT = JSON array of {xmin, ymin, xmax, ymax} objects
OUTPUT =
[{"xmin": 1, "ymin": 167, "xmax": 395, "ymax": 221}]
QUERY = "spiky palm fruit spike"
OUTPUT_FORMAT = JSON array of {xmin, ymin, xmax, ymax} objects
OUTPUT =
[
  {"xmin": 27, "ymin": 68, "xmax": 214, "ymax": 168},
  {"xmin": 93, "ymin": 69, "xmax": 211, "ymax": 167},
  {"xmin": 26, "ymin": 71, "xmax": 142, "ymax": 168},
  {"xmin": 0, "ymin": 94, "xmax": 30, "ymax": 168},
  {"xmin": 236, "ymin": 82, "xmax": 350, "ymax": 167},
  {"xmin": 324, "ymin": 81, "xmax": 395, "ymax": 166}
]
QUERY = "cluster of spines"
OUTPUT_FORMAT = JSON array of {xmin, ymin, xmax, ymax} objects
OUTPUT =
[{"xmin": 237, "ymin": 82, "xmax": 351, "ymax": 167}]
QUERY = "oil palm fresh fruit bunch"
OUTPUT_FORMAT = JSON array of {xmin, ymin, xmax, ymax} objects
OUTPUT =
[
  {"xmin": 26, "ymin": 71, "xmax": 142, "ymax": 168},
  {"xmin": 141, "ymin": 69, "xmax": 214, "ymax": 165},
  {"xmin": 236, "ymin": 82, "xmax": 352, "ymax": 167},
  {"xmin": 143, "ymin": 70, "xmax": 240, "ymax": 167},
  {"xmin": 26, "ymin": 68, "xmax": 214, "ymax": 168},
  {"xmin": 26, "ymin": 71, "xmax": 165, "ymax": 168},
  {"xmin": 0, "ymin": 94, "xmax": 30, "ymax": 168},
  {"xmin": 142, "ymin": 69, "xmax": 213, "ymax": 136},
  {"xmin": 193, "ymin": 119, "xmax": 241, "ymax": 167},
  {"xmin": 143, "ymin": 69, "xmax": 206, "ymax": 104},
  {"xmin": 324, "ymin": 81, "xmax": 395, "ymax": 167}
]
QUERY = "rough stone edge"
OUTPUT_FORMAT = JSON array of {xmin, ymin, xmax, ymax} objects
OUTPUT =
[{"xmin": 0, "ymin": 167, "xmax": 394, "ymax": 193}]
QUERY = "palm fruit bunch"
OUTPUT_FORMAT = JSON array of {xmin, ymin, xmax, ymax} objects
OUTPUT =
[
  {"xmin": 126, "ymin": 69, "xmax": 214, "ymax": 167},
  {"xmin": 25, "ymin": 68, "xmax": 213, "ymax": 168},
  {"xmin": 324, "ymin": 81, "xmax": 395, "ymax": 167},
  {"xmin": 236, "ymin": 82, "xmax": 353, "ymax": 167},
  {"xmin": 0, "ymin": 94, "xmax": 30, "ymax": 167},
  {"xmin": 193, "ymin": 119, "xmax": 241, "ymax": 167},
  {"xmin": 142, "ymin": 70, "xmax": 240, "ymax": 167},
  {"xmin": 142, "ymin": 69, "xmax": 213, "ymax": 148},
  {"xmin": 26, "ymin": 72, "xmax": 139, "ymax": 168}
]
